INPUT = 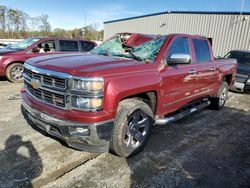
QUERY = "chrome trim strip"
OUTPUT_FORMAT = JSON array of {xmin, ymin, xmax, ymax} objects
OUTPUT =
[
  {"xmin": 24, "ymin": 63, "xmax": 104, "ymax": 82},
  {"xmin": 164, "ymin": 90, "xmax": 210, "ymax": 107},
  {"xmin": 24, "ymin": 63, "xmax": 71, "ymax": 79}
]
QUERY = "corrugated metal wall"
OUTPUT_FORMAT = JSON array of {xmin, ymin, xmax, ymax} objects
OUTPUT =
[{"xmin": 104, "ymin": 13, "xmax": 250, "ymax": 56}]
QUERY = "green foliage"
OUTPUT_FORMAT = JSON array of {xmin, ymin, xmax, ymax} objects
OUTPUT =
[{"xmin": 0, "ymin": 5, "xmax": 103, "ymax": 41}]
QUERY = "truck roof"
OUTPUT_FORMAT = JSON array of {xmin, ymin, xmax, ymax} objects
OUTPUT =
[{"xmin": 28, "ymin": 37, "xmax": 95, "ymax": 43}]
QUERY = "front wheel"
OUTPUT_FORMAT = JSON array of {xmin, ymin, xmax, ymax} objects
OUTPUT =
[
  {"xmin": 210, "ymin": 81, "xmax": 228, "ymax": 110},
  {"xmin": 110, "ymin": 99, "xmax": 153, "ymax": 157},
  {"xmin": 6, "ymin": 63, "xmax": 24, "ymax": 83}
]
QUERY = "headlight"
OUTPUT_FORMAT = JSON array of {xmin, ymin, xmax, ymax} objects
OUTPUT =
[
  {"xmin": 71, "ymin": 96, "xmax": 103, "ymax": 111},
  {"xmin": 70, "ymin": 77, "xmax": 104, "ymax": 92},
  {"xmin": 247, "ymin": 77, "xmax": 250, "ymax": 83}
]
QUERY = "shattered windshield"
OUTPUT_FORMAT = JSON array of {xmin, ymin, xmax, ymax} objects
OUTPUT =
[{"xmin": 91, "ymin": 35, "xmax": 166, "ymax": 62}]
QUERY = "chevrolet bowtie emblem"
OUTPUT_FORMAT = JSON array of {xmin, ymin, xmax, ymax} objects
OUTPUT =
[{"xmin": 30, "ymin": 79, "xmax": 41, "ymax": 89}]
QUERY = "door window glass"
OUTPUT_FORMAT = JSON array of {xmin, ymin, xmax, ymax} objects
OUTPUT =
[
  {"xmin": 193, "ymin": 39, "xmax": 211, "ymax": 63},
  {"xmin": 167, "ymin": 37, "xmax": 190, "ymax": 58},
  {"xmin": 59, "ymin": 40, "xmax": 79, "ymax": 52},
  {"xmin": 37, "ymin": 40, "xmax": 55, "ymax": 53}
]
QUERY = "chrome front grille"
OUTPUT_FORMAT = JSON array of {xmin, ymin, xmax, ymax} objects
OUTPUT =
[
  {"xmin": 25, "ymin": 81, "xmax": 65, "ymax": 107},
  {"xmin": 24, "ymin": 68, "xmax": 67, "ymax": 90},
  {"xmin": 235, "ymin": 73, "xmax": 249, "ymax": 83},
  {"xmin": 23, "ymin": 64, "xmax": 70, "ymax": 109}
]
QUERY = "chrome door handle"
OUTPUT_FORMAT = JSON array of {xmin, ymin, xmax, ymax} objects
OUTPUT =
[{"xmin": 189, "ymin": 70, "xmax": 197, "ymax": 74}]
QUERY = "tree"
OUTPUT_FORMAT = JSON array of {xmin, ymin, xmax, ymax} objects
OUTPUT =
[
  {"xmin": 39, "ymin": 14, "xmax": 51, "ymax": 35},
  {"xmin": 0, "ymin": 5, "xmax": 7, "ymax": 31},
  {"xmin": 29, "ymin": 17, "xmax": 40, "ymax": 31}
]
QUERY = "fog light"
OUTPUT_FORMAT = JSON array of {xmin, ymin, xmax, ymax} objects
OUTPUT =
[
  {"xmin": 69, "ymin": 127, "xmax": 90, "ymax": 136},
  {"xmin": 76, "ymin": 127, "xmax": 89, "ymax": 133}
]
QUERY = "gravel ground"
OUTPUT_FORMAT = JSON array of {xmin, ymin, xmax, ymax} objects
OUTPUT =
[{"xmin": 0, "ymin": 79, "xmax": 249, "ymax": 188}]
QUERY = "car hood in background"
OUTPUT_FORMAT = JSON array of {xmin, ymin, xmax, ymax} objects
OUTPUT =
[{"xmin": 0, "ymin": 48, "xmax": 23, "ymax": 54}]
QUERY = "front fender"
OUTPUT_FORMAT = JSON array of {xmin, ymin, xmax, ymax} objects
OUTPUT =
[{"xmin": 103, "ymin": 71, "xmax": 162, "ymax": 114}]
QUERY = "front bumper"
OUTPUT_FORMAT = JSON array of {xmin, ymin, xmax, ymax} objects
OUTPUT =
[
  {"xmin": 231, "ymin": 81, "xmax": 245, "ymax": 92},
  {"xmin": 231, "ymin": 81, "xmax": 250, "ymax": 93},
  {"xmin": 21, "ymin": 100, "xmax": 114, "ymax": 153}
]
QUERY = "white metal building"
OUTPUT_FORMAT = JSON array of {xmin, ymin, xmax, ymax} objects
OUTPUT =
[{"xmin": 104, "ymin": 11, "xmax": 250, "ymax": 56}]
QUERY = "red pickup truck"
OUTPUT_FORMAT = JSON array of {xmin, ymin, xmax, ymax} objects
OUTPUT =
[
  {"xmin": 0, "ymin": 37, "xmax": 96, "ymax": 82},
  {"xmin": 21, "ymin": 33, "xmax": 237, "ymax": 157}
]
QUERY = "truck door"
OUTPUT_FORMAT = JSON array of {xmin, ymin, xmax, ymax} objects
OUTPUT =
[
  {"xmin": 162, "ymin": 36, "xmax": 198, "ymax": 114},
  {"xmin": 191, "ymin": 38, "xmax": 218, "ymax": 96}
]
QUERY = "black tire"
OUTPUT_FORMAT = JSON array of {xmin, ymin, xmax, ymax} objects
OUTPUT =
[
  {"xmin": 210, "ymin": 81, "xmax": 228, "ymax": 110},
  {"xmin": 110, "ymin": 99, "xmax": 153, "ymax": 157},
  {"xmin": 6, "ymin": 63, "xmax": 24, "ymax": 83}
]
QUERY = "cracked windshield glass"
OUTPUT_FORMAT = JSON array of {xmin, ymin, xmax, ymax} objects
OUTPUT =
[{"xmin": 91, "ymin": 35, "xmax": 166, "ymax": 62}]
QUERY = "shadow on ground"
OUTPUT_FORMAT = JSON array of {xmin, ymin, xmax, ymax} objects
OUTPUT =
[
  {"xmin": 0, "ymin": 135, "xmax": 43, "ymax": 188},
  {"xmin": 127, "ymin": 107, "xmax": 250, "ymax": 187}
]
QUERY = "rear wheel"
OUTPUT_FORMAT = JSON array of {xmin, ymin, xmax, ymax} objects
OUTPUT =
[
  {"xmin": 6, "ymin": 63, "xmax": 24, "ymax": 83},
  {"xmin": 110, "ymin": 99, "xmax": 153, "ymax": 157},
  {"xmin": 210, "ymin": 81, "xmax": 228, "ymax": 110}
]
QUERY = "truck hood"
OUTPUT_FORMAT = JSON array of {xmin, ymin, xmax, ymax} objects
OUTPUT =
[
  {"xmin": 237, "ymin": 63, "xmax": 250, "ymax": 76},
  {"xmin": 26, "ymin": 53, "xmax": 143, "ymax": 76}
]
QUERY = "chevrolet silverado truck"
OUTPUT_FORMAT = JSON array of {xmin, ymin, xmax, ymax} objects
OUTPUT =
[
  {"xmin": 21, "ymin": 33, "xmax": 237, "ymax": 157},
  {"xmin": 0, "ymin": 37, "xmax": 96, "ymax": 83}
]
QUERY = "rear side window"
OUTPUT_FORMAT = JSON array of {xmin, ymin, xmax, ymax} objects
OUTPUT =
[
  {"xmin": 59, "ymin": 40, "xmax": 79, "ymax": 52},
  {"xmin": 81, "ymin": 41, "xmax": 95, "ymax": 52},
  {"xmin": 167, "ymin": 37, "xmax": 190, "ymax": 58},
  {"xmin": 193, "ymin": 39, "xmax": 211, "ymax": 63}
]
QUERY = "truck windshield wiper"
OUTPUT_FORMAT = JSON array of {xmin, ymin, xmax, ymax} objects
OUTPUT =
[{"xmin": 127, "ymin": 51, "xmax": 142, "ymax": 61}]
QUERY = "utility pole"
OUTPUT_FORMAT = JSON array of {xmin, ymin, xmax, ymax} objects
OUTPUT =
[{"xmin": 240, "ymin": 0, "xmax": 245, "ymax": 15}]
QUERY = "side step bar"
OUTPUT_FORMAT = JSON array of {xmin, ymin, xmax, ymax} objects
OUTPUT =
[{"xmin": 155, "ymin": 98, "xmax": 211, "ymax": 125}]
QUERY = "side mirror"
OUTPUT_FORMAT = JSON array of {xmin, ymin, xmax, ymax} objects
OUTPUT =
[
  {"xmin": 167, "ymin": 54, "xmax": 191, "ymax": 65},
  {"xmin": 32, "ymin": 46, "xmax": 40, "ymax": 53}
]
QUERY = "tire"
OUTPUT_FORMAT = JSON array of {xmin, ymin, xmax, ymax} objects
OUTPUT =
[
  {"xmin": 110, "ymin": 99, "xmax": 154, "ymax": 157},
  {"xmin": 210, "ymin": 81, "xmax": 228, "ymax": 110},
  {"xmin": 6, "ymin": 63, "xmax": 24, "ymax": 83}
]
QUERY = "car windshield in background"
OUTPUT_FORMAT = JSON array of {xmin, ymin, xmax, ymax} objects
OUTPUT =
[
  {"xmin": 91, "ymin": 36, "xmax": 166, "ymax": 62},
  {"xmin": 7, "ymin": 38, "xmax": 40, "ymax": 50},
  {"xmin": 226, "ymin": 51, "xmax": 250, "ymax": 65}
]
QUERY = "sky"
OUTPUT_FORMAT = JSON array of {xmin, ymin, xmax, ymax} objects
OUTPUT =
[{"xmin": 1, "ymin": 0, "xmax": 250, "ymax": 30}]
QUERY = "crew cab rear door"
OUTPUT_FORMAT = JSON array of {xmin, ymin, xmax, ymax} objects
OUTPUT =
[
  {"xmin": 162, "ymin": 36, "xmax": 198, "ymax": 114},
  {"xmin": 58, "ymin": 40, "xmax": 80, "ymax": 53},
  {"xmin": 191, "ymin": 38, "xmax": 218, "ymax": 95}
]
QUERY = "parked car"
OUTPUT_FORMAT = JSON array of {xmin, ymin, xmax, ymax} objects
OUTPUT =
[
  {"xmin": 0, "ymin": 37, "xmax": 97, "ymax": 82},
  {"xmin": 21, "ymin": 33, "xmax": 237, "ymax": 157},
  {"xmin": 0, "ymin": 43, "xmax": 8, "ymax": 49},
  {"xmin": 224, "ymin": 50, "xmax": 250, "ymax": 93}
]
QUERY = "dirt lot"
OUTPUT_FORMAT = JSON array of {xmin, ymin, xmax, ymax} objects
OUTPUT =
[{"xmin": 0, "ymin": 79, "xmax": 250, "ymax": 188}]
